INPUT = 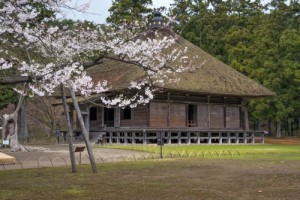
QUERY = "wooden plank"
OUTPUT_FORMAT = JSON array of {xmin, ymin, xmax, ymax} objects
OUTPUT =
[
  {"xmin": 132, "ymin": 105, "xmax": 148, "ymax": 127},
  {"xmin": 226, "ymin": 106, "xmax": 240, "ymax": 129},
  {"xmin": 210, "ymin": 105, "xmax": 225, "ymax": 128},
  {"xmin": 149, "ymin": 102, "xmax": 168, "ymax": 127},
  {"xmin": 198, "ymin": 104, "xmax": 209, "ymax": 127},
  {"xmin": 169, "ymin": 103, "xmax": 186, "ymax": 128}
]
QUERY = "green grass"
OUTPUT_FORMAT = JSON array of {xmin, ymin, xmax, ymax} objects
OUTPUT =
[
  {"xmin": 1, "ymin": 159, "xmax": 300, "ymax": 199},
  {"xmin": 95, "ymin": 144, "xmax": 300, "ymax": 160}
]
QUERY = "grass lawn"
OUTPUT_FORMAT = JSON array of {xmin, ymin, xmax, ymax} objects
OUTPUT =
[
  {"xmin": 1, "ymin": 158, "xmax": 300, "ymax": 200},
  {"xmin": 95, "ymin": 144, "xmax": 300, "ymax": 160}
]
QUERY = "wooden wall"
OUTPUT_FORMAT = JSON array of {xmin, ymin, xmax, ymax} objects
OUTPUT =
[
  {"xmin": 149, "ymin": 102, "xmax": 168, "ymax": 127},
  {"xmin": 88, "ymin": 95, "xmax": 242, "ymax": 130},
  {"xmin": 225, "ymin": 106, "xmax": 240, "ymax": 129},
  {"xmin": 132, "ymin": 105, "xmax": 148, "ymax": 127},
  {"xmin": 169, "ymin": 103, "xmax": 186, "ymax": 127},
  {"xmin": 198, "ymin": 104, "xmax": 209, "ymax": 128}
]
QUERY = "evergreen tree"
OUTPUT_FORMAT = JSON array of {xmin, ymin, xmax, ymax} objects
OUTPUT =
[{"xmin": 106, "ymin": 0, "xmax": 153, "ymax": 24}]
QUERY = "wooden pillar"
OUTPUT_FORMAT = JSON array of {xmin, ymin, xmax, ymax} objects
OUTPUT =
[
  {"xmin": 178, "ymin": 132, "xmax": 181, "ymax": 144},
  {"xmin": 109, "ymin": 132, "xmax": 112, "ymax": 144},
  {"xmin": 114, "ymin": 108, "xmax": 120, "ymax": 127},
  {"xmin": 167, "ymin": 131, "xmax": 171, "ymax": 144},
  {"xmin": 132, "ymin": 132, "xmax": 136, "ymax": 144},
  {"xmin": 117, "ymin": 132, "xmax": 120, "ymax": 144},
  {"xmin": 208, "ymin": 132, "xmax": 211, "ymax": 144},
  {"xmin": 101, "ymin": 107, "xmax": 104, "ymax": 127},
  {"xmin": 219, "ymin": 132, "xmax": 222, "ymax": 144},
  {"xmin": 187, "ymin": 132, "xmax": 191, "ymax": 145},
  {"xmin": 124, "ymin": 132, "xmax": 128, "ymax": 144},
  {"xmin": 236, "ymin": 132, "xmax": 239, "ymax": 144},
  {"xmin": 242, "ymin": 99, "xmax": 249, "ymax": 131},
  {"xmin": 243, "ymin": 132, "xmax": 247, "ymax": 144},
  {"xmin": 143, "ymin": 130, "xmax": 146, "ymax": 145},
  {"xmin": 227, "ymin": 132, "xmax": 231, "ymax": 144},
  {"xmin": 208, "ymin": 96, "xmax": 211, "ymax": 128},
  {"xmin": 167, "ymin": 93, "xmax": 170, "ymax": 127},
  {"xmin": 197, "ymin": 132, "xmax": 200, "ymax": 144}
]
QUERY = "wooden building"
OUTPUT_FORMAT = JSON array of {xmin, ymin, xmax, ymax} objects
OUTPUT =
[{"xmin": 70, "ymin": 23, "xmax": 273, "ymax": 145}]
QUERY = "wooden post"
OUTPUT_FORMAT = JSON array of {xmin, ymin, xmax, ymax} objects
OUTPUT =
[
  {"xmin": 167, "ymin": 131, "xmax": 171, "ymax": 144},
  {"xmin": 178, "ymin": 132, "xmax": 181, "ymax": 144},
  {"xmin": 227, "ymin": 132, "xmax": 231, "ymax": 144},
  {"xmin": 219, "ymin": 132, "xmax": 222, "ymax": 144},
  {"xmin": 132, "ymin": 132, "xmax": 136, "ymax": 144},
  {"xmin": 143, "ymin": 130, "xmax": 146, "ymax": 145},
  {"xmin": 187, "ymin": 132, "xmax": 191, "ymax": 144},
  {"xmin": 117, "ymin": 132, "xmax": 120, "ymax": 144},
  {"xmin": 242, "ymin": 99, "xmax": 249, "ymax": 131},
  {"xmin": 124, "ymin": 132, "xmax": 128, "ymax": 144},
  {"xmin": 114, "ymin": 108, "xmax": 120, "ymax": 128},
  {"xmin": 243, "ymin": 132, "xmax": 247, "ymax": 144},
  {"xmin": 208, "ymin": 132, "xmax": 211, "ymax": 144},
  {"xmin": 109, "ymin": 132, "xmax": 112, "ymax": 144},
  {"xmin": 197, "ymin": 132, "xmax": 200, "ymax": 144},
  {"xmin": 236, "ymin": 132, "xmax": 239, "ymax": 144}
]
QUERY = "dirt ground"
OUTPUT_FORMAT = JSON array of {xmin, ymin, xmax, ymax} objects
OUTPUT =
[
  {"xmin": 0, "ymin": 144, "xmax": 148, "ymax": 170},
  {"xmin": 265, "ymin": 136, "xmax": 300, "ymax": 145}
]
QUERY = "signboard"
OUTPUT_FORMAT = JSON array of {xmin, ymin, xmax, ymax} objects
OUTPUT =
[
  {"xmin": 3, "ymin": 140, "xmax": 9, "ymax": 145},
  {"xmin": 74, "ymin": 146, "xmax": 85, "ymax": 152}
]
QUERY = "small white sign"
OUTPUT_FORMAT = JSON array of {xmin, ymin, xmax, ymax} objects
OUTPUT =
[{"xmin": 3, "ymin": 140, "xmax": 9, "ymax": 145}]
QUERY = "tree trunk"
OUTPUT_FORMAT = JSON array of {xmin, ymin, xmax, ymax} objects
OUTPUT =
[
  {"xmin": 60, "ymin": 84, "xmax": 77, "ymax": 173},
  {"xmin": 268, "ymin": 120, "xmax": 272, "ymax": 136},
  {"xmin": 2, "ymin": 93, "xmax": 24, "ymax": 148},
  {"xmin": 276, "ymin": 121, "xmax": 282, "ymax": 138},
  {"xmin": 18, "ymin": 102, "xmax": 28, "ymax": 141},
  {"xmin": 287, "ymin": 118, "xmax": 293, "ymax": 136},
  {"xmin": 2, "ymin": 113, "xmax": 18, "ymax": 147},
  {"xmin": 69, "ymin": 89, "xmax": 97, "ymax": 173}
]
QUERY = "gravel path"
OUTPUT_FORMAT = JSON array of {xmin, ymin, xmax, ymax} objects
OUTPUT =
[{"xmin": 0, "ymin": 144, "xmax": 149, "ymax": 170}]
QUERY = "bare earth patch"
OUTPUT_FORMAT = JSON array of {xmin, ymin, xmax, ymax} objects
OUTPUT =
[{"xmin": 265, "ymin": 136, "xmax": 300, "ymax": 145}]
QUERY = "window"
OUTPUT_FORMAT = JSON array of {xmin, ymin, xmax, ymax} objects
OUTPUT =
[
  {"xmin": 90, "ymin": 107, "xmax": 97, "ymax": 121},
  {"xmin": 121, "ymin": 107, "xmax": 131, "ymax": 120}
]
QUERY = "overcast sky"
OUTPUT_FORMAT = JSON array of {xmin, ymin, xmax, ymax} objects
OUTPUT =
[
  {"xmin": 64, "ymin": 0, "xmax": 271, "ymax": 24},
  {"xmin": 64, "ymin": 0, "xmax": 174, "ymax": 24}
]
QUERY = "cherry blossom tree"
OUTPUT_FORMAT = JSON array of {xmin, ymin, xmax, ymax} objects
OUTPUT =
[{"xmin": 0, "ymin": 1, "xmax": 194, "ymax": 173}]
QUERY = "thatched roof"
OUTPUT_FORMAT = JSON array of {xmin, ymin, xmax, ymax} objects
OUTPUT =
[{"xmin": 87, "ymin": 28, "xmax": 273, "ymax": 98}]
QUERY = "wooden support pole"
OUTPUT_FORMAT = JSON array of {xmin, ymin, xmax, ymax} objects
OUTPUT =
[
  {"xmin": 243, "ymin": 132, "xmax": 247, "ymax": 144},
  {"xmin": 197, "ymin": 132, "xmax": 200, "ymax": 144},
  {"xmin": 167, "ymin": 132, "xmax": 171, "ymax": 144},
  {"xmin": 236, "ymin": 132, "xmax": 239, "ymax": 144},
  {"xmin": 117, "ymin": 132, "xmax": 120, "ymax": 144},
  {"xmin": 109, "ymin": 132, "xmax": 112, "ymax": 144},
  {"xmin": 124, "ymin": 132, "xmax": 128, "ymax": 144},
  {"xmin": 227, "ymin": 132, "xmax": 231, "ymax": 144},
  {"xmin": 178, "ymin": 132, "xmax": 181, "ymax": 144},
  {"xmin": 132, "ymin": 132, "xmax": 136, "ymax": 144},
  {"xmin": 143, "ymin": 131, "xmax": 146, "ymax": 145},
  {"xmin": 187, "ymin": 132, "xmax": 191, "ymax": 145},
  {"xmin": 208, "ymin": 132, "xmax": 211, "ymax": 144},
  {"xmin": 242, "ymin": 99, "xmax": 249, "ymax": 131},
  {"xmin": 251, "ymin": 132, "xmax": 255, "ymax": 144},
  {"xmin": 219, "ymin": 132, "xmax": 222, "ymax": 144}
]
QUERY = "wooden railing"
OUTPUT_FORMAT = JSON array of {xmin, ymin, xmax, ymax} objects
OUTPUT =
[{"xmin": 99, "ymin": 128, "xmax": 266, "ymax": 145}]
